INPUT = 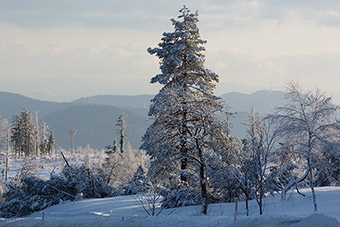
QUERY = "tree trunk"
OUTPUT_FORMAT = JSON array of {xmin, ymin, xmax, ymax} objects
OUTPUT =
[
  {"xmin": 5, "ymin": 154, "xmax": 8, "ymax": 182},
  {"xmin": 259, "ymin": 197, "xmax": 263, "ymax": 215},
  {"xmin": 307, "ymin": 135, "xmax": 317, "ymax": 212},
  {"xmin": 308, "ymin": 158, "xmax": 317, "ymax": 212},
  {"xmin": 200, "ymin": 163, "xmax": 208, "ymax": 215},
  {"xmin": 180, "ymin": 111, "xmax": 188, "ymax": 182},
  {"xmin": 281, "ymin": 168, "xmax": 309, "ymax": 200},
  {"xmin": 120, "ymin": 135, "xmax": 124, "ymax": 153},
  {"xmin": 107, "ymin": 163, "xmax": 115, "ymax": 184},
  {"xmin": 180, "ymin": 158, "xmax": 188, "ymax": 182},
  {"xmin": 196, "ymin": 139, "xmax": 208, "ymax": 215},
  {"xmin": 71, "ymin": 135, "xmax": 74, "ymax": 154},
  {"xmin": 259, "ymin": 181, "xmax": 263, "ymax": 215},
  {"xmin": 234, "ymin": 200, "xmax": 238, "ymax": 221}
]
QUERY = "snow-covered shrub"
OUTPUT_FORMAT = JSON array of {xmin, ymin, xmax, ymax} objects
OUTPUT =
[
  {"xmin": 210, "ymin": 165, "xmax": 241, "ymax": 203},
  {"xmin": 0, "ymin": 175, "xmax": 61, "ymax": 218},
  {"xmin": 266, "ymin": 163, "xmax": 299, "ymax": 193},
  {"xmin": 133, "ymin": 182, "xmax": 164, "ymax": 216},
  {"xmin": 0, "ymin": 165, "xmax": 116, "ymax": 218},
  {"xmin": 20, "ymin": 158, "xmax": 40, "ymax": 177},
  {"xmin": 160, "ymin": 175, "xmax": 200, "ymax": 208},
  {"xmin": 124, "ymin": 165, "xmax": 149, "ymax": 195},
  {"xmin": 101, "ymin": 146, "xmax": 149, "ymax": 192},
  {"xmin": 60, "ymin": 165, "xmax": 115, "ymax": 199}
]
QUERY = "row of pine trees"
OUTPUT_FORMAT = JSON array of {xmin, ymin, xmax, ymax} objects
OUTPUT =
[{"xmin": 0, "ymin": 109, "xmax": 55, "ymax": 158}]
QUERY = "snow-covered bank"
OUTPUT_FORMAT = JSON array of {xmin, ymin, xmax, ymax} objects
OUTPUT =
[{"xmin": 1, "ymin": 187, "xmax": 340, "ymax": 227}]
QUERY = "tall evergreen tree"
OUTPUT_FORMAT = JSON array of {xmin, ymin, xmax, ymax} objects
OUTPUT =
[
  {"xmin": 46, "ymin": 130, "xmax": 55, "ymax": 155},
  {"xmin": 116, "ymin": 113, "xmax": 127, "ymax": 153},
  {"xmin": 141, "ymin": 6, "xmax": 227, "ymax": 214},
  {"xmin": 11, "ymin": 109, "xmax": 36, "ymax": 157}
]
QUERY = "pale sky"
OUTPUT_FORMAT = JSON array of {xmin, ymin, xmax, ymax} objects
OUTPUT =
[{"xmin": 1, "ymin": 0, "xmax": 340, "ymax": 102}]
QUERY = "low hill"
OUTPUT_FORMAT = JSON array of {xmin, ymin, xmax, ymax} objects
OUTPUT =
[
  {"xmin": 0, "ymin": 90, "xmax": 285, "ymax": 149},
  {"xmin": 0, "ymin": 92, "xmax": 73, "ymax": 119},
  {"xmin": 42, "ymin": 105, "xmax": 150, "ymax": 150}
]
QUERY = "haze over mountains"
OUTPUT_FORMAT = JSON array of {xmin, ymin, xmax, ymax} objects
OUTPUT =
[{"xmin": 0, "ymin": 90, "xmax": 285, "ymax": 149}]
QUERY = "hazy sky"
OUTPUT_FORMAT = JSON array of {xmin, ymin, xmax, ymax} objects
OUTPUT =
[{"xmin": 1, "ymin": 0, "xmax": 340, "ymax": 102}]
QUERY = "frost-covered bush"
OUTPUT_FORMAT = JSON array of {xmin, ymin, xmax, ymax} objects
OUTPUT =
[
  {"xmin": 123, "ymin": 165, "xmax": 149, "ymax": 195},
  {"xmin": 61, "ymin": 165, "xmax": 115, "ymax": 199},
  {"xmin": 0, "ymin": 175, "xmax": 61, "ymax": 218},
  {"xmin": 20, "ymin": 158, "xmax": 40, "ymax": 177},
  {"xmin": 0, "ymin": 165, "xmax": 116, "ymax": 218},
  {"xmin": 102, "ymin": 146, "xmax": 149, "ymax": 191},
  {"xmin": 160, "ymin": 175, "xmax": 200, "ymax": 208}
]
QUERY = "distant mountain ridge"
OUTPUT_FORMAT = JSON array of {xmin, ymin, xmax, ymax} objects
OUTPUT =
[
  {"xmin": 222, "ymin": 90, "xmax": 285, "ymax": 114},
  {"xmin": 0, "ymin": 92, "xmax": 78, "ymax": 119},
  {"xmin": 72, "ymin": 90, "xmax": 286, "ymax": 114},
  {"xmin": 73, "ymin": 94, "xmax": 153, "ymax": 109},
  {"xmin": 0, "ymin": 90, "xmax": 286, "ymax": 149}
]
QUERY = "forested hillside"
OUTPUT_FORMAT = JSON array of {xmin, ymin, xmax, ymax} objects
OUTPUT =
[{"xmin": 0, "ymin": 91, "xmax": 284, "ymax": 149}]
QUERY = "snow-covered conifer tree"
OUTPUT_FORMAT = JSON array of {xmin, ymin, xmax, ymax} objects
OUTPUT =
[
  {"xmin": 47, "ymin": 130, "xmax": 55, "ymax": 155},
  {"xmin": 11, "ymin": 109, "xmax": 37, "ymax": 158},
  {"xmin": 124, "ymin": 165, "xmax": 149, "ymax": 195},
  {"xmin": 141, "ymin": 6, "xmax": 227, "ymax": 215},
  {"xmin": 116, "ymin": 113, "xmax": 127, "ymax": 153}
]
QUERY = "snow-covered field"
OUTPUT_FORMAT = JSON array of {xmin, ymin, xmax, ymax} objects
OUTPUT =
[{"xmin": 1, "ymin": 187, "xmax": 340, "ymax": 227}]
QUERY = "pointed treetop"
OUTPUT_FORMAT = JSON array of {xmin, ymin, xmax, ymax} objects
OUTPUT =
[
  {"xmin": 147, "ymin": 6, "xmax": 218, "ymax": 91},
  {"xmin": 179, "ymin": 5, "xmax": 190, "ymax": 17}
]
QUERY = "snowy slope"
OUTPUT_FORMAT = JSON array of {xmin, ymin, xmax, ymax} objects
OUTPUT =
[{"xmin": 1, "ymin": 187, "xmax": 340, "ymax": 227}]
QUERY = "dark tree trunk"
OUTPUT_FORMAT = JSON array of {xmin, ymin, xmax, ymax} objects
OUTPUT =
[
  {"xmin": 180, "ymin": 110, "xmax": 188, "ymax": 182},
  {"xmin": 196, "ymin": 139, "xmax": 208, "ymax": 215},
  {"xmin": 180, "ymin": 157, "xmax": 188, "ymax": 182},
  {"xmin": 120, "ymin": 135, "xmax": 124, "ymax": 153},
  {"xmin": 259, "ymin": 181, "xmax": 263, "ymax": 215},
  {"xmin": 200, "ymin": 163, "xmax": 208, "ymax": 215},
  {"xmin": 259, "ymin": 197, "xmax": 263, "ymax": 215}
]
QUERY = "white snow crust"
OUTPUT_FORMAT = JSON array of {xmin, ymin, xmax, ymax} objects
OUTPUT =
[{"xmin": 1, "ymin": 187, "xmax": 340, "ymax": 227}]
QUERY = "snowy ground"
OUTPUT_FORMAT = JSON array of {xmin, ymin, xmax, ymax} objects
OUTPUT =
[
  {"xmin": 1, "ymin": 148, "xmax": 106, "ymax": 180},
  {"xmin": 1, "ymin": 187, "xmax": 340, "ymax": 227}
]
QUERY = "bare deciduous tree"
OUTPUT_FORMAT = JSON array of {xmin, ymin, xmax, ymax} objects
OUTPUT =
[{"xmin": 266, "ymin": 82, "xmax": 340, "ymax": 212}]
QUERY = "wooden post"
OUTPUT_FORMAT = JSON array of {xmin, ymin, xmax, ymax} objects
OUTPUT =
[{"xmin": 60, "ymin": 151, "xmax": 70, "ymax": 167}]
